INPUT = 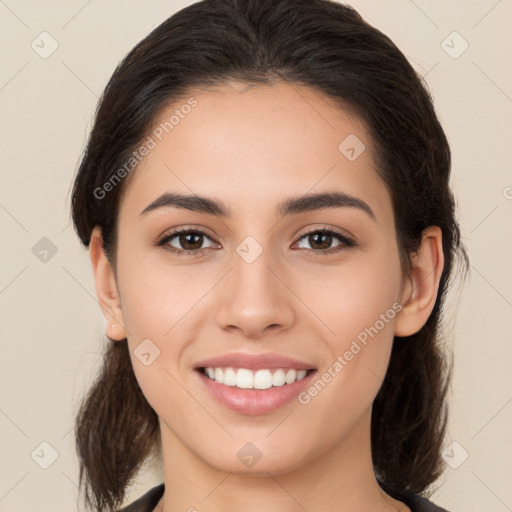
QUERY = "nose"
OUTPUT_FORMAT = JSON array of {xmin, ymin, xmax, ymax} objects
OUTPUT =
[{"xmin": 215, "ymin": 244, "xmax": 295, "ymax": 339}]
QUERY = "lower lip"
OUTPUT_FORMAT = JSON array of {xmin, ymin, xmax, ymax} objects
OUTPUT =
[{"xmin": 195, "ymin": 369, "xmax": 317, "ymax": 415}]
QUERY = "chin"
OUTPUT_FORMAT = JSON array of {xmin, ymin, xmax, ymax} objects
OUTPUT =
[{"xmin": 200, "ymin": 444, "xmax": 312, "ymax": 477}]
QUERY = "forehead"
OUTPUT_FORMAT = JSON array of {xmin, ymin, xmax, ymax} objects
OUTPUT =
[{"xmin": 119, "ymin": 80, "xmax": 392, "ymax": 225}]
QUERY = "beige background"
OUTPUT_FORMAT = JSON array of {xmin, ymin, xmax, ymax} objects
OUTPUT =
[{"xmin": 1, "ymin": 0, "xmax": 511, "ymax": 510}]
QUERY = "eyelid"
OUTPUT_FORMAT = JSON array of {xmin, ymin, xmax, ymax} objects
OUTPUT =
[
  {"xmin": 155, "ymin": 224, "xmax": 217, "ymax": 244},
  {"xmin": 294, "ymin": 224, "xmax": 354, "ymax": 241}
]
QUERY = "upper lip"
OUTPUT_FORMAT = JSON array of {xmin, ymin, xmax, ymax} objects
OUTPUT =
[{"xmin": 194, "ymin": 352, "xmax": 317, "ymax": 371}]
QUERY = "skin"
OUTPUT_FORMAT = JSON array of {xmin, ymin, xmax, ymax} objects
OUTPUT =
[{"xmin": 89, "ymin": 80, "xmax": 444, "ymax": 512}]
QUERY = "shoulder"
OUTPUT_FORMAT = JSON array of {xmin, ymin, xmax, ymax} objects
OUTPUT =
[
  {"xmin": 116, "ymin": 483, "xmax": 165, "ymax": 512},
  {"xmin": 378, "ymin": 481, "xmax": 451, "ymax": 512}
]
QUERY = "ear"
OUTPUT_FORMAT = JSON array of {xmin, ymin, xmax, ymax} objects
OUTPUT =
[
  {"xmin": 394, "ymin": 226, "xmax": 444, "ymax": 337},
  {"xmin": 89, "ymin": 226, "xmax": 127, "ymax": 341}
]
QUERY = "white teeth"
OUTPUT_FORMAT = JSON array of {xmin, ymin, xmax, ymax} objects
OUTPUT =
[
  {"xmin": 223, "ymin": 367, "xmax": 237, "ymax": 386},
  {"xmin": 236, "ymin": 368, "xmax": 254, "ymax": 389},
  {"xmin": 272, "ymin": 369, "xmax": 286, "ymax": 387},
  {"xmin": 201, "ymin": 367, "xmax": 310, "ymax": 389},
  {"xmin": 296, "ymin": 369, "xmax": 307, "ymax": 380},
  {"xmin": 253, "ymin": 369, "xmax": 272, "ymax": 389},
  {"xmin": 285, "ymin": 369, "xmax": 297, "ymax": 384}
]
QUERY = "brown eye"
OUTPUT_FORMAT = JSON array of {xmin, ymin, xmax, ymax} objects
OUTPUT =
[
  {"xmin": 305, "ymin": 232, "xmax": 335, "ymax": 250},
  {"xmin": 294, "ymin": 228, "xmax": 354, "ymax": 254},
  {"xmin": 156, "ymin": 228, "xmax": 218, "ymax": 256},
  {"xmin": 176, "ymin": 232, "xmax": 204, "ymax": 250}
]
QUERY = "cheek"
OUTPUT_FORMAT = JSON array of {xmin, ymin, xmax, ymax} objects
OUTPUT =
[
  {"xmin": 297, "ymin": 244, "xmax": 402, "ymax": 409},
  {"xmin": 116, "ymin": 258, "xmax": 196, "ymax": 417},
  {"xmin": 115, "ymin": 246, "xmax": 213, "ymax": 407},
  {"xmin": 116, "ymin": 242, "xmax": 207, "ymax": 339},
  {"xmin": 302, "ymin": 245, "xmax": 402, "ymax": 342}
]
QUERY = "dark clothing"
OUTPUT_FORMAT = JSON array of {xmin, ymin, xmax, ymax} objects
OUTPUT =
[
  {"xmin": 117, "ymin": 484, "xmax": 163, "ymax": 512},
  {"xmin": 117, "ymin": 481, "xmax": 451, "ymax": 512},
  {"xmin": 379, "ymin": 481, "xmax": 451, "ymax": 512}
]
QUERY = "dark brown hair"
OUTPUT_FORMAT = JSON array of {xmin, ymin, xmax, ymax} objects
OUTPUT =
[{"xmin": 70, "ymin": 0, "xmax": 469, "ymax": 510}]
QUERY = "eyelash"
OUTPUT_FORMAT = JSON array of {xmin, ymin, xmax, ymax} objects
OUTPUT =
[{"xmin": 155, "ymin": 226, "xmax": 355, "ymax": 258}]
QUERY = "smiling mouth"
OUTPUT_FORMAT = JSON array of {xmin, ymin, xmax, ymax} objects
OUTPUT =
[{"xmin": 196, "ymin": 366, "xmax": 316, "ymax": 390}]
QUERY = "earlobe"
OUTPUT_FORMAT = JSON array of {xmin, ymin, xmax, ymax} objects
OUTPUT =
[
  {"xmin": 394, "ymin": 226, "xmax": 444, "ymax": 337},
  {"xmin": 89, "ymin": 226, "xmax": 127, "ymax": 341}
]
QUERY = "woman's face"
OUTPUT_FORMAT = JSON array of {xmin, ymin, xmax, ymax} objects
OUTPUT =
[{"xmin": 109, "ymin": 81, "xmax": 408, "ymax": 475}]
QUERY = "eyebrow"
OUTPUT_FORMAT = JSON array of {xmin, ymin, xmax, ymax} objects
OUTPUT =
[{"xmin": 139, "ymin": 190, "xmax": 376, "ymax": 220}]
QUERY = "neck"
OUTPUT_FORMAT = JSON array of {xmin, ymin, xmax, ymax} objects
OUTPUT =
[{"xmin": 156, "ymin": 408, "xmax": 409, "ymax": 512}]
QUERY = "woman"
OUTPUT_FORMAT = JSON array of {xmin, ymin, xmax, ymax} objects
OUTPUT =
[{"xmin": 70, "ymin": 0, "xmax": 469, "ymax": 511}]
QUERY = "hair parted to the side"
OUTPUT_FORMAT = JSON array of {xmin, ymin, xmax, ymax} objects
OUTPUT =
[{"xmin": 70, "ymin": 0, "xmax": 469, "ymax": 510}]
